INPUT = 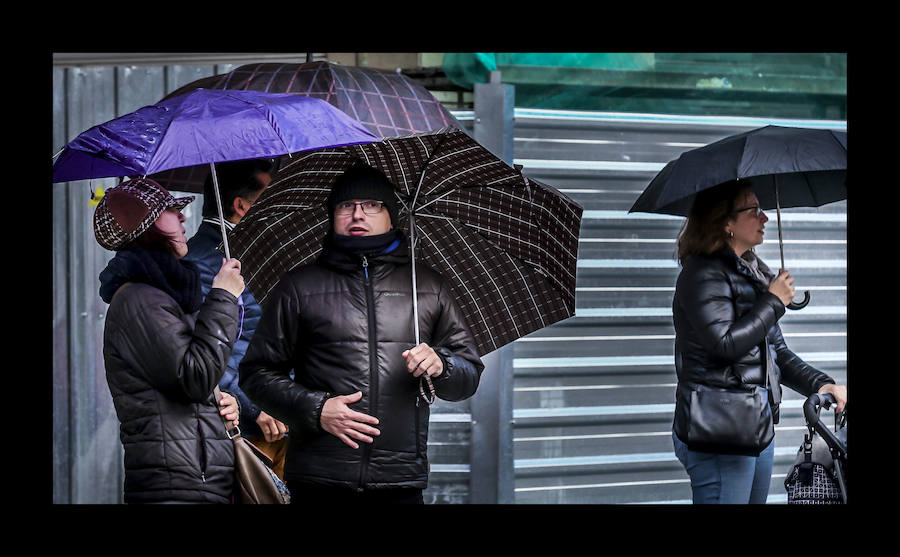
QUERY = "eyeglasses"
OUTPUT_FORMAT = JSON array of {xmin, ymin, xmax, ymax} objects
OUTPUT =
[
  {"xmin": 734, "ymin": 205, "xmax": 764, "ymax": 218},
  {"xmin": 335, "ymin": 200, "xmax": 385, "ymax": 216}
]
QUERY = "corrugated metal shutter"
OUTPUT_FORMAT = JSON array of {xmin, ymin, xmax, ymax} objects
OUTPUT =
[{"xmin": 456, "ymin": 108, "xmax": 847, "ymax": 504}]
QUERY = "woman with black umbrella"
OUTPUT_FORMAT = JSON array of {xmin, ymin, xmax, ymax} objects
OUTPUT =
[{"xmin": 671, "ymin": 179, "xmax": 847, "ymax": 504}]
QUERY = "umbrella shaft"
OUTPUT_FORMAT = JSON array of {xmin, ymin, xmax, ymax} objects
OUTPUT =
[
  {"xmin": 775, "ymin": 178, "xmax": 785, "ymax": 270},
  {"xmin": 410, "ymin": 211, "xmax": 420, "ymax": 344},
  {"xmin": 210, "ymin": 163, "xmax": 231, "ymax": 260}
]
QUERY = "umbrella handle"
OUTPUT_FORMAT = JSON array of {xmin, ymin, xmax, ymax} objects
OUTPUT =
[{"xmin": 787, "ymin": 290, "xmax": 810, "ymax": 310}]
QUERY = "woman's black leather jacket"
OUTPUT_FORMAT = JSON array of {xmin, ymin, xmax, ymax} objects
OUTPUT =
[{"xmin": 672, "ymin": 248, "xmax": 834, "ymax": 444}]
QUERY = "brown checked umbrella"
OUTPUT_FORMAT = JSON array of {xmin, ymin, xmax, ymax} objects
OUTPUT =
[
  {"xmin": 150, "ymin": 61, "xmax": 460, "ymax": 193},
  {"xmin": 230, "ymin": 127, "xmax": 582, "ymax": 362}
]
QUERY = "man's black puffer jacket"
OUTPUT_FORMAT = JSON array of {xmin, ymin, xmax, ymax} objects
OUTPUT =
[
  {"xmin": 239, "ymin": 237, "xmax": 484, "ymax": 490},
  {"xmin": 672, "ymin": 248, "xmax": 834, "ymax": 446},
  {"xmin": 103, "ymin": 282, "xmax": 240, "ymax": 503}
]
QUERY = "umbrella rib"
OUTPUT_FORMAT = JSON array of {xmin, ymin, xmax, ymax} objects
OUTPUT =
[
  {"xmin": 358, "ymin": 69, "xmax": 407, "ymax": 132},
  {"xmin": 248, "ymin": 102, "xmax": 292, "ymax": 156},
  {"xmin": 332, "ymin": 68, "xmax": 379, "ymax": 130},
  {"xmin": 484, "ymin": 186, "xmax": 582, "ymax": 241},
  {"xmin": 242, "ymin": 214, "xmax": 327, "ymax": 285},
  {"xmin": 386, "ymin": 140, "xmax": 412, "ymax": 195},
  {"xmin": 243, "ymin": 64, "xmax": 263, "ymax": 90},
  {"xmin": 419, "ymin": 228, "xmax": 498, "ymax": 351},
  {"xmin": 365, "ymin": 67, "xmax": 414, "ymax": 130},
  {"xmin": 423, "ymin": 198, "xmax": 578, "ymax": 262},
  {"xmin": 422, "ymin": 156, "xmax": 501, "ymax": 197},
  {"xmin": 412, "ymin": 190, "xmax": 457, "ymax": 213},
  {"xmin": 406, "ymin": 133, "xmax": 449, "ymax": 211},
  {"xmin": 804, "ymin": 171, "xmax": 820, "ymax": 206},
  {"xmin": 276, "ymin": 162, "xmax": 347, "ymax": 180},
  {"xmin": 446, "ymin": 220, "xmax": 521, "ymax": 338},
  {"xmin": 505, "ymin": 253, "xmax": 546, "ymax": 328},
  {"xmin": 263, "ymin": 64, "xmax": 285, "ymax": 92},
  {"xmin": 302, "ymin": 64, "xmax": 324, "ymax": 97},
  {"xmin": 415, "ymin": 212, "xmax": 577, "ymax": 279},
  {"xmin": 396, "ymin": 72, "xmax": 439, "ymax": 128},
  {"xmin": 454, "ymin": 221, "xmax": 577, "ymax": 281},
  {"xmin": 410, "ymin": 135, "xmax": 434, "ymax": 198}
]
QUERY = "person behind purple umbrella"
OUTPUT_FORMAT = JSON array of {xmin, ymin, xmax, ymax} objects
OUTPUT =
[
  {"xmin": 184, "ymin": 158, "xmax": 290, "ymax": 481},
  {"xmin": 95, "ymin": 177, "xmax": 246, "ymax": 503},
  {"xmin": 671, "ymin": 179, "xmax": 847, "ymax": 504},
  {"xmin": 239, "ymin": 163, "xmax": 484, "ymax": 504}
]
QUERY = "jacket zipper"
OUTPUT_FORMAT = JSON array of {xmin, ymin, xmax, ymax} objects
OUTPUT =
[
  {"xmin": 357, "ymin": 255, "xmax": 378, "ymax": 492},
  {"xmin": 197, "ymin": 410, "xmax": 208, "ymax": 483},
  {"xmin": 415, "ymin": 395, "xmax": 423, "ymax": 458}
]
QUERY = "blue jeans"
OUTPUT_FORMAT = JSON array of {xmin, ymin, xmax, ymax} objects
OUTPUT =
[{"xmin": 673, "ymin": 430, "xmax": 775, "ymax": 504}]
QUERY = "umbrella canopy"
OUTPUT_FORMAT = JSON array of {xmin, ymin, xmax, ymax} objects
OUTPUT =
[
  {"xmin": 629, "ymin": 125, "xmax": 846, "ymax": 217},
  {"xmin": 629, "ymin": 125, "xmax": 847, "ymax": 310},
  {"xmin": 230, "ymin": 127, "xmax": 583, "ymax": 357},
  {"xmin": 151, "ymin": 61, "xmax": 460, "ymax": 192},
  {"xmin": 52, "ymin": 88, "xmax": 378, "ymax": 185}
]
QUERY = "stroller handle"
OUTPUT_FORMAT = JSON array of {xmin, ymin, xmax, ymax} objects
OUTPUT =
[{"xmin": 803, "ymin": 393, "xmax": 846, "ymax": 459}]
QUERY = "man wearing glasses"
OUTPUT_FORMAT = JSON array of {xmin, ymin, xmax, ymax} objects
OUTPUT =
[{"xmin": 239, "ymin": 163, "xmax": 484, "ymax": 504}]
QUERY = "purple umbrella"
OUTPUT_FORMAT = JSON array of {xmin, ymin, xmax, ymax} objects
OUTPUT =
[
  {"xmin": 52, "ymin": 88, "xmax": 378, "ymax": 257},
  {"xmin": 151, "ymin": 61, "xmax": 461, "ymax": 193}
]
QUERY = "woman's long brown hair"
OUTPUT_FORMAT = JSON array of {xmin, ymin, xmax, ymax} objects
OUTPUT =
[{"xmin": 676, "ymin": 180, "xmax": 751, "ymax": 265}]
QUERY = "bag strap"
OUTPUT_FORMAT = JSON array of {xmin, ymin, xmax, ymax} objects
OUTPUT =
[
  {"xmin": 214, "ymin": 386, "xmax": 276, "ymax": 469},
  {"xmin": 762, "ymin": 338, "xmax": 783, "ymax": 407},
  {"xmin": 213, "ymin": 385, "xmax": 242, "ymax": 440}
]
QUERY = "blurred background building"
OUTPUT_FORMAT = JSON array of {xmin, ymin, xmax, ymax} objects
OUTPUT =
[{"xmin": 52, "ymin": 52, "xmax": 846, "ymax": 504}]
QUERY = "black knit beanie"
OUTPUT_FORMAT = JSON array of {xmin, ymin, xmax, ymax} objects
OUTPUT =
[{"xmin": 327, "ymin": 164, "xmax": 400, "ymax": 226}]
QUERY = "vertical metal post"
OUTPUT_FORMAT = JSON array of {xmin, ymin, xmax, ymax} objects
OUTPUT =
[{"xmin": 469, "ymin": 71, "xmax": 515, "ymax": 504}]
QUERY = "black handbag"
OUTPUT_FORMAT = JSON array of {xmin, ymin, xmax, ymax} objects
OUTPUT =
[
  {"xmin": 685, "ymin": 383, "xmax": 775, "ymax": 456},
  {"xmin": 214, "ymin": 386, "xmax": 290, "ymax": 504},
  {"xmin": 684, "ymin": 342, "xmax": 776, "ymax": 457}
]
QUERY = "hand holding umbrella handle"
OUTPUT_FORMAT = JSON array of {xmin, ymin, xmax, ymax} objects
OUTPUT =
[
  {"xmin": 787, "ymin": 290, "xmax": 810, "ymax": 310},
  {"xmin": 774, "ymin": 185, "xmax": 810, "ymax": 311},
  {"xmin": 774, "ymin": 268, "xmax": 810, "ymax": 310}
]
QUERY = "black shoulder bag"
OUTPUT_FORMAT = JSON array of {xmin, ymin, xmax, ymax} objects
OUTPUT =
[{"xmin": 684, "ymin": 341, "xmax": 776, "ymax": 457}]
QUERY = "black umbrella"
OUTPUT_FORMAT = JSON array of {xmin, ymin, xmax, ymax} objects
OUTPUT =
[
  {"xmin": 630, "ymin": 125, "xmax": 846, "ymax": 310},
  {"xmin": 229, "ymin": 127, "xmax": 582, "ymax": 360}
]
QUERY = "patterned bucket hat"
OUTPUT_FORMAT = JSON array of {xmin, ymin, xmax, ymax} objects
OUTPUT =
[{"xmin": 93, "ymin": 177, "xmax": 194, "ymax": 251}]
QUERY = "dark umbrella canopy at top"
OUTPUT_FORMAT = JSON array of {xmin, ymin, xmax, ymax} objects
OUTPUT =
[
  {"xmin": 630, "ymin": 125, "xmax": 847, "ymax": 217},
  {"xmin": 151, "ymin": 61, "xmax": 461, "ymax": 192},
  {"xmin": 230, "ymin": 127, "xmax": 583, "ymax": 358}
]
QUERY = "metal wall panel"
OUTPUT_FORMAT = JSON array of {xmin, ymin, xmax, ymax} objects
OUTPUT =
[
  {"xmin": 52, "ymin": 67, "xmax": 70, "ymax": 504},
  {"xmin": 484, "ymin": 108, "xmax": 847, "ymax": 504}
]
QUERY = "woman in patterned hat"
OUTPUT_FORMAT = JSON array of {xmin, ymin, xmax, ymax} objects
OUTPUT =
[{"xmin": 94, "ymin": 177, "xmax": 246, "ymax": 504}]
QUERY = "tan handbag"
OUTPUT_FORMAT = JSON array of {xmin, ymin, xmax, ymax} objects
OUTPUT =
[{"xmin": 214, "ymin": 386, "xmax": 290, "ymax": 504}]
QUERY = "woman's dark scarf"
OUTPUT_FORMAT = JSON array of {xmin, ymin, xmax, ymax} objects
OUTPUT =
[{"xmin": 99, "ymin": 246, "xmax": 203, "ymax": 313}]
